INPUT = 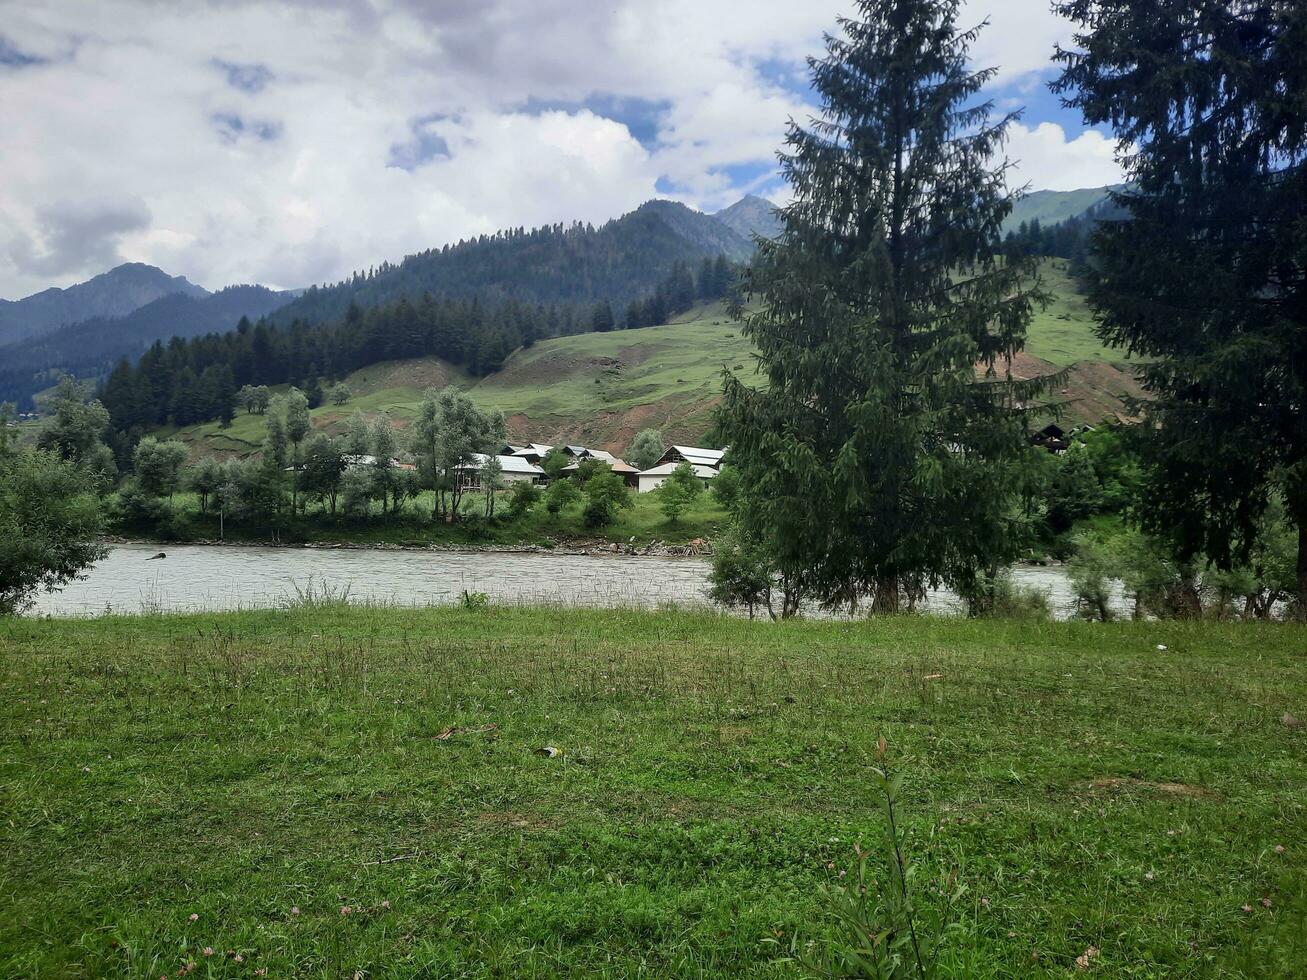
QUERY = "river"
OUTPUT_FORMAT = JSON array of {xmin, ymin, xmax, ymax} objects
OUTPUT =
[{"xmin": 26, "ymin": 542, "xmax": 1120, "ymax": 619}]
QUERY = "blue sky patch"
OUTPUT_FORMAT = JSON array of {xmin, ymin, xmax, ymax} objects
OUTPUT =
[
  {"xmin": 518, "ymin": 94, "xmax": 670, "ymax": 151},
  {"xmin": 214, "ymin": 59, "xmax": 273, "ymax": 94},
  {"xmin": 211, "ymin": 112, "xmax": 283, "ymax": 143},
  {"xmin": 0, "ymin": 35, "xmax": 46, "ymax": 68},
  {"xmin": 387, "ymin": 115, "xmax": 453, "ymax": 170}
]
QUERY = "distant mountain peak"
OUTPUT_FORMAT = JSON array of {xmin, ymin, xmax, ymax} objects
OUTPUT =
[
  {"xmin": 711, "ymin": 195, "xmax": 783, "ymax": 242},
  {"xmin": 0, "ymin": 262, "xmax": 210, "ymax": 346}
]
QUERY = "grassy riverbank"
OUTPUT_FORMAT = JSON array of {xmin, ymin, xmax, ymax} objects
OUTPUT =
[
  {"xmin": 3, "ymin": 607, "xmax": 1305, "ymax": 976},
  {"xmin": 111, "ymin": 489, "xmax": 728, "ymax": 550}
]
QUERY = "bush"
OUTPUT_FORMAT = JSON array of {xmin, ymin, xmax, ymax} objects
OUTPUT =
[
  {"xmin": 583, "ymin": 497, "xmax": 614, "ymax": 529},
  {"xmin": 658, "ymin": 462, "xmax": 702, "ymax": 523},
  {"xmin": 507, "ymin": 480, "xmax": 542, "ymax": 519},
  {"xmin": 115, "ymin": 478, "xmax": 174, "ymax": 525},
  {"xmin": 1067, "ymin": 534, "xmax": 1117, "ymax": 621},
  {"xmin": 707, "ymin": 519, "xmax": 774, "ymax": 618},
  {"xmin": 959, "ymin": 569, "xmax": 1050, "ymax": 620},
  {"xmin": 544, "ymin": 478, "xmax": 581, "ymax": 515},
  {"xmin": 0, "ymin": 449, "xmax": 107, "ymax": 615},
  {"xmin": 711, "ymin": 464, "xmax": 741, "ymax": 509},
  {"xmin": 581, "ymin": 468, "xmax": 632, "ymax": 528}
]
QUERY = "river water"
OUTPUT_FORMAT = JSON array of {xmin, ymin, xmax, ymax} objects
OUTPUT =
[{"xmin": 26, "ymin": 542, "xmax": 1117, "ymax": 619}]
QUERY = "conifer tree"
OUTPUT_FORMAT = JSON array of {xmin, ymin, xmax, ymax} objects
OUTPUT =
[
  {"xmin": 1052, "ymin": 0, "xmax": 1307, "ymax": 616},
  {"xmin": 591, "ymin": 301, "xmax": 615, "ymax": 333},
  {"xmin": 718, "ymin": 0, "xmax": 1045, "ymax": 614}
]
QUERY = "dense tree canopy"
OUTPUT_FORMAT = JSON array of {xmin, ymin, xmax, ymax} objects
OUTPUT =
[
  {"xmin": 1053, "ymin": 0, "xmax": 1307, "ymax": 613},
  {"xmin": 718, "ymin": 0, "xmax": 1045, "ymax": 614},
  {"xmin": 0, "ymin": 449, "xmax": 107, "ymax": 615}
]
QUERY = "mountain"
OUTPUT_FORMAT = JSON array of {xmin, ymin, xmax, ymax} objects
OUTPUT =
[
  {"xmin": 1003, "ymin": 185, "xmax": 1124, "ymax": 232},
  {"xmin": 711, "ymin": 195, "xmax": 783, "ymax": 242},
  {"xmin": 0, "ymin": 263, "xmax": 208, "ymax": 346},
  {"xmin": 266, "ymin": 197, "xmax": 758, "ymax": 330},
  {"xmin": 0, "ymin": 284, "xmax": 292, "ymax": 407}
]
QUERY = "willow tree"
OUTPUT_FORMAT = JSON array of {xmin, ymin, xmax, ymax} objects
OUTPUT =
[
  {"xmin": 1052, "ymin": 0, "xmax": 1307, "ymax": 616},
  {"xmin": 718, "ymin": 0, "xmax": 1045, "ymax": 614}
]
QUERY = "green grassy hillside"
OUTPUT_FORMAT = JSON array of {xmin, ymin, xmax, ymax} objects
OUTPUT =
[
  {"xmin": 1002, "ymin": 185, "xmax": 1122, "ymax": 231},
  {"xmin": 167, "ymin": 264, "xmax": 1132, "ymax": 458}
]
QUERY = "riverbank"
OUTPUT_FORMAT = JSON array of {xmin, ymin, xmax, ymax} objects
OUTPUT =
[
  {"xmin": 108, "ymin": 488, "xmax": 729, "ymax": 554},
  {"xmin": 2, "ymin": 606, "xmax": 1303, "ymax": 976}
]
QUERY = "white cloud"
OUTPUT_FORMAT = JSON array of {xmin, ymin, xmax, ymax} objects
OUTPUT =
[
  {"xmin": 0, "ymin": 0, "xmax": 1121, "ymax": 299},
  {"xmin": 1005, "ymin": 122, "xmax": 1122, "ymax": 192}
]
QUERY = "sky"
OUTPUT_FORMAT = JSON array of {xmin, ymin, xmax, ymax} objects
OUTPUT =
[{"xmin": 0, "ymin": 0, "xmax": 1124, "ymax": 300}]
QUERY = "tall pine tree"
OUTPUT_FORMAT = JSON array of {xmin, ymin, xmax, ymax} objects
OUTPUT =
[
  {"xmin": 1053, "ymin": 0, "xmax": 1307, "ymax": 616},
  {"xmin": 718, "ymin": 0, "xmax": 1045, "ymax": 614}
]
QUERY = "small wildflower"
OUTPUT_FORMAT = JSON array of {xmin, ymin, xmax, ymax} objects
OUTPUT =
[
  {"xmin": 1166, "ymin": 829, "xmax": 1175, "ymax": 836},
  {"xmin": 255, "ymin": 970, "xmax": 268, "ymax": 977},
  {"xmin": 980, "ymin": 897, "xmax": 989, "ymax": 907},
  {"xmin": 233, "ymin": 954, "xmax": 244, "ymax": 963},
  {"xmin": 1145, "ymin": 872, "xmax": 1154, "ymax": 881},
  {"xmin": 202, "ymin": 947, "xmax": 214, "ymax": 957},
  {"xmin": 1274, "ymin": 844, "xmax": 1285, "ymax": 854},
  {"xmin": 340, "ymin": 905, "xmax": 352, "ymax": 915},
  {"xmin": 381, "ymin": 900, "xmax": 391, "ymax": 909},
  {"xmin": 1261, "ymin": 897, "xmax": 1272, "ymax": 908},
  {"xmin": 188, "ymin": 913, "xmax": 198, "ymax": 922},
  {"xmin": 1074, "ymin": 945, "xmax": 1100, "ymax": 970},
  {"xmin": 290, "ymin": 906, "xmax": 300, "ymax": 916},
  {"xmin": 1242, "ymin": 904, "xmax": 1254, "ymax": 913}
]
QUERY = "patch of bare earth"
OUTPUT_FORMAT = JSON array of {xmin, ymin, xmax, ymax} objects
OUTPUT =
[
  {"xmin": 504, "ymin": 393, "xmax": 719, "ymax": 455},
  {"xmin": 477, "ymin": 811, "xmax": 558, "ymax": 833},
  {"xmin": 983, "ymin": 355, "xmax": 1146, "ymax": 426},
  {"xmin": 1083, "ymin": 777, "xmax": 1219, "ymax": 799}
]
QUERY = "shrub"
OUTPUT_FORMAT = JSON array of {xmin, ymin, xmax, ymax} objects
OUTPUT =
[
  {"xmin": 658, "ymin": 462, "xmax": 703, "ymax": 523},
  {"xmin": 581, "ymin": 468, "xmax": 632, "ymax": 528},
  {"xmin": 544, "ymin": 478, "xmax": 581, "ymax": 515},
  {"xmin": 507, "ymin": 480, "xmax": 542, "ymax": 519}
]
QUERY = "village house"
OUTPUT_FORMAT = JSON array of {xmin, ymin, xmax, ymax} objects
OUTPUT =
[
  {"xmin": 560, "ymin": 452, "xmax": 640, "ymax": 487},
  {"xmin": 454, "ymin": 453, "xmax": 547, "ymax": 490},
  {"xmin": 505, "ymin": 443, "xmax": 553, "ymax": 464},
  {"xmin": 636, "ymin": 445, "xmax": 726, "ymax": 493}
]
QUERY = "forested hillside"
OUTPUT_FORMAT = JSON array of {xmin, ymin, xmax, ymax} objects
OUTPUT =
[
  {"xmin": 267, "ymin": 199, "xmax": 756, "ymax": 328},
  {"xmin": 0, "ymin": 285, "xmax": 289, "ymax": 407},
  {"xmin": 98, "ymin": 257, "xmax": 739, "ymax": 438}
]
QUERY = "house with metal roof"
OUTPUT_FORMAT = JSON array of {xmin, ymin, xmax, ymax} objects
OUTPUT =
[
  {"xmin": 560, "ymin": 454, "xmax": 641, "ymax": 487},
  {"xmin": 508, "ymin": 443, "xmax": 554, "ymax": 464},
  {"xmin": 453, "ymin": 453, "xmax": 547, "ymax": 490},
  {"xmin": 654, "ymin": 445, "xmax": 727, "ymax": 468},
  {"xmin": 636, "ymin": 460, "xmax": 720, "ymax": 494}
]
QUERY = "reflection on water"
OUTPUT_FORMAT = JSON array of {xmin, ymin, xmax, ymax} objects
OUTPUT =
[{"xmin": 28, "ymin": 543, "xmax": 1123, "ymax": 619}]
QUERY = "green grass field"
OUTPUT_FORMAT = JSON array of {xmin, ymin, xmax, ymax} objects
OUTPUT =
[
  {"xmin": 167, "ymin": 267, "xmax": 1125, "ymax": 460},
  {"xmin": 1023, "ymin": 261, "xmax": 1121, "ymax": 367},
  {"xmin": 2, "ymin": 607, "xmax": 1304, "ymax": 976},
  {"xmin": 127, "ymin": 486, "xmax": 729, "ymax": 549}
]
